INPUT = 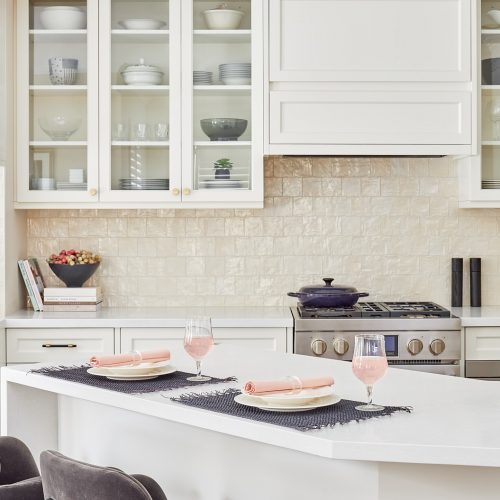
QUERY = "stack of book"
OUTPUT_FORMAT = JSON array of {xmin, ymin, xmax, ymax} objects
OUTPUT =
[
  {"xmin": 43, "ymin": 287, "xmax": 102, "ymax": 311},
  {"xmin": 18, "ymin": 258, "xmax": 45, "ymax": 311}
]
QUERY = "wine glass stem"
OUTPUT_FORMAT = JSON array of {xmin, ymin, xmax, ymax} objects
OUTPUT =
[
  {"xmin": 196, "ymin": 360, "xmax": 202, "ymax": 378},
  {"xmin": 366, "ymin": 385, "xmax": 373, "ymax": 405}
]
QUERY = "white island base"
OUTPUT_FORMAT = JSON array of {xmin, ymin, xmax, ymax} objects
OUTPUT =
[{"xmin": 3, "ymin": 346, "xmax": 500, "ymax": 500}]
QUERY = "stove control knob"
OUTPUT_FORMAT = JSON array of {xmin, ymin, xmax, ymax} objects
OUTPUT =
[
  {"xmin": 311, "ymin": 339, "xmax": 327, "ymax": 356},
  {"xmin": 407, "ymin": 339, "xmax": 423, "ymax": 356},
  {"xmin": 333, "ymin": 338, "xmax": 349, "ymax": 356},
  {"xmin": 429, "ymin": 338, "xmax": 445, "ymax": 356}
]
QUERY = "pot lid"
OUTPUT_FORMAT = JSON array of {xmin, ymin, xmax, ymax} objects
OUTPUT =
[
  {"xmin": 121, "ymin": 58, "xmax": 163, "ymax": 74},
  {"xmin": 297, "ymin": 278, "xmax": 358, "ymax": 296}
]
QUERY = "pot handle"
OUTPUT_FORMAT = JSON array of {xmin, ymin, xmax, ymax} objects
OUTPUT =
[
  {"xmin": 323, "ymin": 278, "xmax": 334, "ymax": 287},
  {"xmin": 287, "ymin": 292, "xmax": 308, "ymax": 298},
  {"xmin": 357, "ymin": 292, "xmax": 370, "ymax": 298}
]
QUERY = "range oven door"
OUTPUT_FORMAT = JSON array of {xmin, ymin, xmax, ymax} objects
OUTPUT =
[{"xmin": 465, "ymin": 361, "xmax": 500, "ymax": 380}]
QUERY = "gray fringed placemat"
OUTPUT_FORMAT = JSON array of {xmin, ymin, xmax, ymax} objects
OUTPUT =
[
  {"xmin": 30, "ymin": 365, "xmax": 236, "ymax": 394},
  {"xmin": 171, "ymin": 388, "xmax": 412, "ymax": 432}
]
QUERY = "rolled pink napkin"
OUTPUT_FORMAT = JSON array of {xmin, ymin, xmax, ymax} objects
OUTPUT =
[
  {"xmin": 243, "ymin": 376, "xmax": 334, "ymax": 395},
  {"xmin": 89, "ymin": 350, "xmax": 171, "ymax": 368}
]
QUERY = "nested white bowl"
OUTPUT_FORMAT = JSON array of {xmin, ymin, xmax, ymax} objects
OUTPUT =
[
  {"xmin": 203, "ymin": 9, "xmax": 244, "ymax": 29},
  {"xmin": 40, "ymin": 6, "xmax": 86, "ymax": 30},
  {"xmin": 122, "ymin": 71, "xmax": 163, "ymax": 85},
  {"xmin": 118, "ymin": 18, "xmax": 166, "ymax": 30},
  {"xmin": 488, "ymin": 9, "xmax": 500, "ymax": 26}
]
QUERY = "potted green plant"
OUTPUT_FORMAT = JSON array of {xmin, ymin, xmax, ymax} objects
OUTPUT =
[{"xmin": 214, "ymin": 158, "xmax": 233, "ymax": 179}]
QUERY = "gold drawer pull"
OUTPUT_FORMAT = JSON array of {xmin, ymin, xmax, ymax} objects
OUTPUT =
[{"xmin": 42, "ymin": 343, "xmax": 78, "ymax": 348}]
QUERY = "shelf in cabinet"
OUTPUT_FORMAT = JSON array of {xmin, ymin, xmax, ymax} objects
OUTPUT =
[
  {"xmin": 482, "ymin": 141, "xmax": 500, "ymax": 146},
  {"xmin": 482, "ymin": 85, "xmax": 500, "ymax": 91},
  {"xmin": 193, "ymin": 30, "xmax": 251, "ymax": 44},
  {"xmin": 194, "ymin": 141, "xmax": 251, "ymax": 147},
  {"xmin": 112, "ymin": 85, "xmax": 170, "ymax": 94},
  {"xmin": 194, "ymin": 85, "xmax": 251, "ymax": 96},
  {"xmin": 29, "ymin": 85, "xmax": 87, "ymax": 95},
  {"xmin": 111, "ymin": 29, "xmax": 169, "ymax": 43},
  {"xmin": 29, "ymin": 29, "xmax": 87, "ymax": 43},
  {"xmin": 29, "ymin": 141, "xmax": 87, "ymax": 147},
  {"xmin": 112, "ymin": 141, "xmax": 169, "ymax": 147}
]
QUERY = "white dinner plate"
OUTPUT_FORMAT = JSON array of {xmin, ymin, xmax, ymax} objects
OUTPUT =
[
  {"xmin": 247, "ymin": 385, "xmax": 335, "ymax": 406},
  {"xmin": 87, "ymin": 364, "xmax": 176, "ymax": 381},
  {"xmin": 104, "ymin": 359, "xmax": 172, "ymax": 376},
  {"xmin": 234, "ymin": 393, "xmax": 341, "ymax": 412}
]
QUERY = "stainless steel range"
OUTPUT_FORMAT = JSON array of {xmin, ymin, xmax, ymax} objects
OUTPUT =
[{"xmin": 293, "ymin": 302, "xmax": 461, "ymax": 376}]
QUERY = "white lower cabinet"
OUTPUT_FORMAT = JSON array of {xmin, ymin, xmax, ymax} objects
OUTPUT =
[
  {"xmin": 6, "ymin": 328, "xmax": 115, "ymax": 363},
  {"xmin": 120, "ymin": 327, "xmax": 287, "ymax": 353},
  {"xmin": 465, "ymin": 327, "xmax": 500, "ymax": 361}
]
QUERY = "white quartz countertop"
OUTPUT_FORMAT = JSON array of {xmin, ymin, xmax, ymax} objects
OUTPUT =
[
  {"xmin": 4, "ymin": 307, "xmax": 293, "ymax": 328},
  {"xmin": 4, "ymin": 345, "xmax": 500, "ymax": 467},
  {"xmin": 452, "ymin": 306, "xmax": 500, "ymax": 327}
]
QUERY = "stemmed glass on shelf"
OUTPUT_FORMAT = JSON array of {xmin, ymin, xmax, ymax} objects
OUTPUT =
[
  {"xmin": 352, "ymin": 334, "xmax": 388, "ymax": 412},
  {"xmin": 490, "ymin": 99, "xmax": 500, "ymax": 140},
  {"xmin": 184, "ymin": 317, "xmax": 214, "ymax": 381}
]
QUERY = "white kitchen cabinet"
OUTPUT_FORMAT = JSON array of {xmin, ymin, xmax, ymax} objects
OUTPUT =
[
  {"xmin": 464, "ymin": 327, "xmax": 500, "ymax": 360},
  {"xmin": 6, "ymin": 328, "xmax": 115, "ymax": 363},
  {"xmin": 15, "ymin": 0, "xmax": 264, "ymax": 208},
  {"xmin": 120, "ymin": 327, "xmax": 287, "ymax": 353},
  {"xmin": 270, "ymin": 0, "xmax": 471, "ymax": 83},
  {"xmin": 267, "ymin": 0, "xmax": 475, "ymax": 156}
]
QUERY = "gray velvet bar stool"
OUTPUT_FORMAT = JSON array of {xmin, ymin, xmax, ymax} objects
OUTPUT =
[
  {"xmin": 40, "ymin": 450, "xmax": 168, "ymax": 500},
  {"xmin": 0, "ymin": 436, "xmax": 44, "ymax": 500}
]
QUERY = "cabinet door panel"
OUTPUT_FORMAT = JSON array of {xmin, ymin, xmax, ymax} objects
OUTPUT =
[
  {"xmin": 270, "ymin": 0, "xmax": 470, "ymax": 82},
  {"xmin": 120, "ymin": 327, "xmax": 286, "ymax": 353},
  {"xmin": 270, "ymin": 90, "xmax": 471, "ymax": 145},
  {"xmin": 7, "ymin": 328, "xmax": 114, "ymax": 363},
  {"xmin": 465, "ymin": 327, "xmax": 500, "ymax": 361}
]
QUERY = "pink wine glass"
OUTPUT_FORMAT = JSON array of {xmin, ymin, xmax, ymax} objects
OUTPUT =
[
  {"xmin": 352, "ymin": 334, "xmax": 388, "ymax": 412},
  {"xmin": 184, "ymin": 317, "xmax": 214, "ymax": 381}
]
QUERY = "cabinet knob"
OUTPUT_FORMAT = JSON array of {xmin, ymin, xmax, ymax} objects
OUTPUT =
[
  {"xmin": 89, "ymin": 188, "xmax": 97, "ymax": 196},
  {"xmin": 183, "ymin": 187, "xmax": 191, "ymax": 196},
  {"xmin": 171, "ymin": 188, "xmax": 180, "ymax": 196}
]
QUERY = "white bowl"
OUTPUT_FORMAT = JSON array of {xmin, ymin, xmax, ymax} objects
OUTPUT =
[
  {"xmin": 488, "ymin": 9, "xmax": 500, "ymax": 26},
  {"xmin": 221, "ymin": 77, "xmax": 251, "ymax": 85},
  {"xmin": 118, "ymin": 18, "xmax": 166, "ymax": 30},
  {"xmin": 203, "ymin": 9, "xmax": 244, "ymax": 29},
  {"xmin": 40, "ymin": 6, "xmax": 86, "ymax": 30},
  {"xmin": 122, "ymin": 71, "xmax": 163, "ymax": 85}
]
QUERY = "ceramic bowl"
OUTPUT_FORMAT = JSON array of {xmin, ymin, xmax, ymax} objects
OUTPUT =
[
  {"xmin": 482, "ymin": 58, "xmax": 500, "ymax": 85},
  {"xmin": 200, "ymin": 118, "xmax": 248, "ymax": 141},
  {"xmin": 488, "ymin": 9, "xmax": 500, "ymax": 26},
  {"xmin": 39, "ymin": 114, "xmax": 81, "ymax": 141},
  {"xmin": 49, "ymin": 262, "xmax": 100, "ymax": 287},
  {"xmin": 118, "ymin": 18, "xmax": 166, "ymax": 29},
  {"xmin": 203, "ymin": 9, "xmax": 244, "ymax": 29},
  {"xmin": 40, "ymin": 6, "xmax": 86, "ymax": 30},
  {"xmin": 121, "ymin": 59, "xmax": 164, "ymax": 85}
]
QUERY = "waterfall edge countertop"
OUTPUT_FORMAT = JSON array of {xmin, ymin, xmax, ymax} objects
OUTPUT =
[
  {"xmin": 4, "ymin": 307, "xmax": 293, "ymax": 328},
  {"xmin": 3, "ymin": 344, "xmax": 500, "ymax": 468}
]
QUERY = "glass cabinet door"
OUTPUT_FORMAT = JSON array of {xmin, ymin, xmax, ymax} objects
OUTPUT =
[
  {"xmin": 99, "ymin": 0, "xmax": 181, "ymax": 202},
  {"xmin": 17, "ymin": 0, "xmax": 99, "ymax": 203},
  {"xmin": 181, "ymin": 0, "xmax": 263, "ymax": 204}
]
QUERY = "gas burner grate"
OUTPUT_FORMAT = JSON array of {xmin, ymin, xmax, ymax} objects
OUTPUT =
[
  {"xmin": 357, "ymin": 302, "xmax": 391, "ymax": 318},
  {"xmin": 381, "ymin": 302, "xmax": 451, "ymax": 318},
  {"xmin": 297, "ymin": 304, "xmax": 362, "ymax": 318}
]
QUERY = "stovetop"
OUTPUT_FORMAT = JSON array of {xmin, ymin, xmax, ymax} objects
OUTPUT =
[{"xmin": 297, "ymin": 302, "xmax": 451, "ymax": 319}]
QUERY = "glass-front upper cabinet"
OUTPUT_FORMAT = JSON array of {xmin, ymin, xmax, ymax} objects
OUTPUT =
[
  {"xmin": 181, "ymin": 0, "xmax": 263, "ymax": 203},
  {"xmin": 98, "ymin": 0, "xmax": 181, "ymax": 202},
  {"xmin": 17, "ymin": 0, "xmax": 99, "ymax": 203}
]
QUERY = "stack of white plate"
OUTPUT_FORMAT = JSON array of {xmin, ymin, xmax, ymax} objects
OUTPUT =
[
  {"xmin": 234, "ymin": 385, "xmax": 340, "ymax": 412},
  {"xmin": 199, "ymin": 179, "xmax": 242, "ymax": 189},
  {"xmin": 87, "ymin": 360, "xmax": 176, "ymax": 381},
  {"xmin": 219, "ymin": 63, "xmax": 251, "ymax": 85},
  {"xmin": 193, "ymin": 70, "xmax": 213, "ymax": 85},
  {"xmin": 56, "ymin": 182, "xmax": 87, "ymax": 191},
  {"xmin": 119, "ymin": 178, "xmax": 169, "ymax": 190},
  {"xmin": 482, "ymin": 179, "xmax": 500, "ymax": 189}
]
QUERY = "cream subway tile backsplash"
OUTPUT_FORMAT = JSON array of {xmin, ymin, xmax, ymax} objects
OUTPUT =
[{"xmin": 26, "ymin": 156, "xmax": 500, "ymax": 307}]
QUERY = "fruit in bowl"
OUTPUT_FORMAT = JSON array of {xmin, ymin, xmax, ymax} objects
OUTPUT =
[{"xmin": 47, "ymin": 249, "xmax": 101, "ymax": 287}]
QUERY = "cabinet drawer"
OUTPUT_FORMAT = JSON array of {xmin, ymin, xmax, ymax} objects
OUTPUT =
[
  {"xmin": 270, "ymin": 91, "xmax": 471, "ymax": 145},
  {"xmin": 270, "ymin": 0, "xmax": 470, "ymax": 82},
  {"xmin": 120, "ymin": 327, "xmax": 287, "ymax": 353},
  {"xmin": 6, "ymin": 328, "xmax": 115, "ymax": 363},
  {"xmin": 465, "ymin": 327, "xmax": 500, "ymax": 361}
]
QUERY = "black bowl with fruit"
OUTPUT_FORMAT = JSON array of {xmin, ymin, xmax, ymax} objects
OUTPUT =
[{"xmin": 47, "ymin": 250, "xmax": 101, "ymax": 288}]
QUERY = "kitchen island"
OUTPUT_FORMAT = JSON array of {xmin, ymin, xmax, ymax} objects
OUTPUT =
[{"xmin": 2, "ymin": 345, "xmax": 500, "ymax": 500}]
